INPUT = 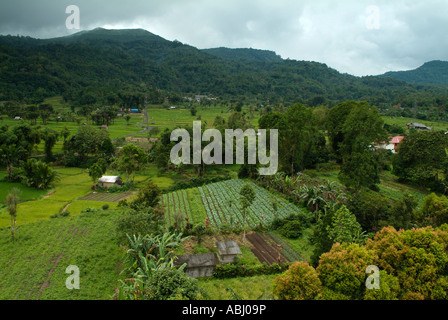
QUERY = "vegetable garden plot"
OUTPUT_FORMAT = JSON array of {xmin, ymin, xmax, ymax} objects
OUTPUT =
[
  {"xmin": 199, "ymin": 179, "xmax": 306, "ymax": 229},
  {"xmin": 161, "ymin": 189, "xmax": 193, "ymax": 226},
  {"xmin": 78, "ymin": 192, "xmax": 132, "ymax": 202}
]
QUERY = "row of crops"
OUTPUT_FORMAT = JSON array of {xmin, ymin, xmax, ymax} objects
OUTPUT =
[
  {"xmin": 161, "ymin": 189, "xmax": 193, "ymax": 225},
  {"xmin": 199, "ymin": 179, "xmax": 304, "ymax": 229},
  {"xmin": 161, "ymin": 179, "xmax": 306, "ymax": 230}
]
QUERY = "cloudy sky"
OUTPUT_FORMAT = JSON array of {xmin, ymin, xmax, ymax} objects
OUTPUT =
[{"xmin": 0, "ymin": 0, "xmax": 447, "ymax": 76}]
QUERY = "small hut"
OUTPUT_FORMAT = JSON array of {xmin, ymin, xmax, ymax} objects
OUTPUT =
[
  {"xmin": 216, "ymin": 241, "xmax": 242, "ymax": 264},
  {"xmin": 98, "ymin": 176, "xmax": 123, "ymax": 189},
  {"xmin": 174, "ymin": 253, "xmax": 219, "ymax": 278}
]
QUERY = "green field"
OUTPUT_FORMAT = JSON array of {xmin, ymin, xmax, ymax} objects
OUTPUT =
[
  {"xmin": 0, "ymin": 167, "xmax": 92, "ymax": 227},
  {"xmin": 0, "ymin": 209, "xmax": 122, "ymax": 300},
  {"xmin": 382, "ymin": 116, "xmax": 448, "ymax": 133},
  {"xmin": 162, "ymin": 179, "xmax": 307, "ymax": 230},
  {"xmin": 198, "ymin": 275, "xmax": 277, "ymax": 300}
]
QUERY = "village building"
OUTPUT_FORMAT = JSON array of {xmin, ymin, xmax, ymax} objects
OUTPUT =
[
  {"xmin": 407, "ymin": 122, "xmax": 431, "ymax": 130},
  {"xmin": 216, "ymin": 241, "xmax": 242, "ymax": 264},
  {"xmin": 375, "ymin": 136, "xmax": 404, "ymax": 154},
  {"xmin": 174, "ymin": 253, "xmax": 219, "ymax": 278},
  {"xmin": 97, "ymin": 176, "xmax": 123, "ymax": 188}
]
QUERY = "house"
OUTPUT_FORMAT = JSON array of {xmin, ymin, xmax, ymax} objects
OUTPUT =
[
  {"xmin": 14, "ymin": 116, "xmax": 21, "ymax": 121},
  {"xmin": 98, "ymin": 176, "xmax": 123, "ymax": 188},
  {"xmin": 407, "ymin": 122, "xmax": 431, "ymax": 130},
  {"xmin": 101, "ymin": 125, "xmax": 108, "ymax": 130},
  {"xmin": 375, "ymin": 136, "xmax": 404, "ymax": 154},
  {"xmin": 216, "ymin": 241, "xmax": 242, "ymax": 264},
  {"xmin": 174, "ymin": 253, "xmax": 219, "ymax": 278}
]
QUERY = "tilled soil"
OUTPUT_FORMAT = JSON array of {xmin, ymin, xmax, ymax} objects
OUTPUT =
[{"xmin": 247, "ymin": 233, "xmax": 288, "ymax": 265}]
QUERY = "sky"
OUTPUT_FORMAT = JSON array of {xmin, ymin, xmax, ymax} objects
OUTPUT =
[{"xmin": 0, "ymin": 0, "xmax": 447, "ymax": 76}]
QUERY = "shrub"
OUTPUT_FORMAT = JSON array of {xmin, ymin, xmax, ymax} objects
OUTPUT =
[
  {"xmin": 143, "ymin": 269, "xmax": 201, "ymax": 300},
  {"xmin": 278, "ymin": 220, "xmax": 302, "ymax": 239},
  {"xmin": 270, "ymin": 213, "xmax": 310, "ymax": 239},
  {"xmin": 316, "ymin": 243, "xmax": 378, "ymax": 300},
  {"xmin": 364, "ymin": 270, "xmax": 400, "ymax": 300},
  {"xmin": 115, "ymin": 208, "xmax": 163, "ymax": 244},
  {"xmin": 213, "ymin": 262, "xmax": 291, "ymax": 279},
  {"xmin": 102, "ymin": 204, "xmax": 110, "ymax": 210},
  {"xmin": 273, "ymin": 262, "xmax": 322, "ymax": 300}
]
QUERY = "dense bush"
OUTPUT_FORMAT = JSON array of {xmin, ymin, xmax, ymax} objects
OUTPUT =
[
  {"xmin": 163, "ymin": 175, "xmax": 231, "ymax": 193},
  {"xmin": 273, "ymin": 262, "xmax": 322, "ymax": 300},
  {"xmin": 213, "ymin": 262, "xmax": 291, "ymax": 279},
  {"xmin": 144, "ymin": 269, "xmax": 201, "ymax": 300},
  {"xmin": 365, "ymin": 225, "xmax": 448, "ymax": 299},
  {"xmin": 316, "ymin": 243, "xmax": 378, "ymax": 300},
  {"xmin": 270, "ymin": 212, "xmax": 310, "ymax": 239},
  {"xmin": 114, "ymin": 207, "xmax": 164, "ymax": 244}
]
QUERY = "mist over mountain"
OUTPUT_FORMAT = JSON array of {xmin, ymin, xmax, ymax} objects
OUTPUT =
[{"xmin": 0, "ymin": 28, "xmax": 447, "ymax": 108}]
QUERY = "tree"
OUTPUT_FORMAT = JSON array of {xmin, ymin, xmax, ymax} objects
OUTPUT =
[
  {"xmin": 365, "ymin": 226, "xmax": 448, "ymax": 299},
  {"xmin": 89, "ymin": 163, "xmax": 105, "ymax": 184},
  {"xmin": 60, "ymin": 126, "xmax": 70, "ymax": 142},
  {"xmin": 0, "ymin": 125, "xmax": 41, "ymax": 181},
  {"xmin": 338, "ymin": 148, "xmax": 380, "ymax": 190},
  {"xmin": 326, "ymin": 205, "xmax": 362, "ymax": 244},
  {"xmin": 63, "ymin": 125, "xmax": 110, "ymax": 164},
  {"xmin": 273, "ymin": 262, "xmax": 322, "ymax": 300},
  {"xmin": 21, "ymin": 158, "xmax": 60, "ymax": 189},
  {"xmin": 327, "ymin": 101, "xmax": 386, "ymax": 163},
  {"xmin": 347, "ymin": 189, "xmax": 390, "ymax": 233},
  {"xmin": 117, "ymin": 144, "xmax": 147, "ymax": 182},
  {"xmin": 316, "ymin": 243, "xmax": 378, "ymax": 300},
  {"xmin": 417, "ymin": 193, "xmax": 448, "ymax": 227},
  {"xmin": 41, "ymin": 128, "xmax": 59, "ymax": 161},
  {"xmin": 6, "ymin": 188, "xmax": 20, "ymax": 241},
  {"xmin": 131, "ymin": 181, "xmax": 162, "ymax": 209},
  {"xmin": 125, "ymin": 114, "xmax": 131, "ymax": 125},
  {"xmin": 393, "ymin": 130, "xmax": 448, "ymax": 191},
  {"xmin": 39, "ymin": 103, "xmax": 54, "ymax": 125},
  {"xmin": 239, "ymin": 183, "xmax": 256, "ymax": 244}
]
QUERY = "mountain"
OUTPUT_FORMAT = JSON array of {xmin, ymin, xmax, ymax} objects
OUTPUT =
[
  {"xmin": 202, "ymin": 47, "xmax": 283, "ymax": 63},
  {"xmin": 0, "ymin": 28, "xmax": 447, "ymax": 108},
  {"xmin": 380, "ymin": 60, "xmax": 448, "ymax": 86}
]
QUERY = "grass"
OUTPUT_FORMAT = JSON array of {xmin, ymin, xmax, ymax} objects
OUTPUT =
[
  {"xmin": 382, "ymin": 116, "xmax": 448, "ymax": 133},
  {"xmin": 0, "ymin": 167, "xmax": 92, "ymax": 228},
  {"xmin": 146, "ymin": 104, "xmax": 260, "ymax": 131},
  {"xmin": 198, "ymin": 275, "xmax": 277, "ymax": 300},
  {"xmin": 0, "ymin": 209, "xmax": 122, "ymax": 300},
  {"xmin": 0, "ymin": 180, "xmax": 48, "ymax": 203},
  {"xmin": 305, "ymin": 166, "xmax": 429, "ymax": 207},
  {"xmin": 272, "ymin": 227, "xmax": 315, "ymax": 263}
]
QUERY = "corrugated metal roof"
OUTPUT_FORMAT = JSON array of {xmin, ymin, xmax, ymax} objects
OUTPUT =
[
  {"xmin": 216, "ymin": 241, "xmax": 242, "ymax": 256},
  {"xmin": 98, "ymin": 176, "xmax": 121, "ymax": 183}
]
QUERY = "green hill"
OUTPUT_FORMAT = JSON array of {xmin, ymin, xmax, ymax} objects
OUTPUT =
[
  {"xmin": 202, "ymin": 47, "xmax": 283, "ymax": 62},
  {"xmin": 381, "ymin": 60, "xmax": 448, "ymax": 86},
  {"xmin": 1, "ymin": 28, "xmax": 448, "ymax": 107}
]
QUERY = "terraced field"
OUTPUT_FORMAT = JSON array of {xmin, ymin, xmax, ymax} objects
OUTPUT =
[{"xmin": 78, "ymin": 192, "xmax": 133, "ymax": 203}]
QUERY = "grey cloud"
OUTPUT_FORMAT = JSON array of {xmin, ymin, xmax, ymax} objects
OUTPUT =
[{"xmin": 0, "ymin": 0, "xmax": 447, "ymax": 76}]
